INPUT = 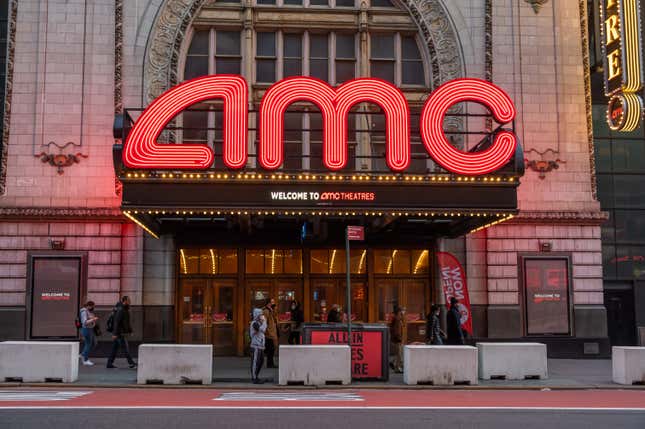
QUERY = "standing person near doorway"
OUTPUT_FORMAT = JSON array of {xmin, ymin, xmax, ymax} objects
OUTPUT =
[
  {"xmin": 106, "ymin": 296, "xmax": 137, "ymax": 369},
  {"xmin": 327, "ymin": 304, "xmax": 342, "ymax": 323},
  {"xmin": 446, "ymin": 297, "xmax": 465, "ymax": 345},
  {"xmin": 288, "ymin": 300, "xmax": 304, "ymax": 345},
  {"xmin": 389, "ymin": 306, "xmax": 406, "ymax": 373},
  {"xmin": 426, "ymin": 304, "xmax": 445, "ymax": 345},
  {"xmin": 262, "ymin": 298, "xmax": 279, "ymax": 368},
  {"xmin": 79, "ymin": 301, "xmax": 99, "ymax": 366},
  {"xmin": 250, "ymin": 308, "xmax": 267, "ymax": 384}
]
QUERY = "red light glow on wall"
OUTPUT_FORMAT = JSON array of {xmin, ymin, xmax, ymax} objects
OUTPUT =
[
  {"xmin": 123, "ymin": 75, "xmax": 248, "ymax": 169},
  {"xmin": 123, "ymin": 75, "xmax": 517, "ymax": 174},
  {"xmin": 260, "ymin": 77, "xmax": 409, "ymax": 171},
  {"xmin": 420, "ymin": 78, "xmax": 517, "ymax": 175}
]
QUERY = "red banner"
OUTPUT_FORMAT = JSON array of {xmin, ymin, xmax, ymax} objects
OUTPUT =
[{"xmin": 437, "ymin": 252, "xmax": 473, "ymax": 335}]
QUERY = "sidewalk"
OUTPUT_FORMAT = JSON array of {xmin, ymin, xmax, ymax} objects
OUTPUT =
[{"xmin": 2, "ymin": 357, "xmax": 641, "ymax": 389}]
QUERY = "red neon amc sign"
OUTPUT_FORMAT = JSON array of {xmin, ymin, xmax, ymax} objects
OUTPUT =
[{"xmin": 123, "ymin": 75, "xmax": 517, "ymax": 176}]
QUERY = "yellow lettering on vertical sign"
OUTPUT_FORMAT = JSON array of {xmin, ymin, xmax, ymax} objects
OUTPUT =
[
  {"xmin": 606, "ymin": 0, "xmax": 617, "ymax": 7},
  {"xmin": 605, "ymin": 14, "xmax": 621, "ymax": 44},
  {"xmin": 607, "ymin": 50, "xmax": 622, "ymax": 80}
]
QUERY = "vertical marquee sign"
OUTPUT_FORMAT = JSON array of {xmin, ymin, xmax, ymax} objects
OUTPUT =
[{"xmin": 599, "ymin": 0, "xmax": 644, "ymax": 132}]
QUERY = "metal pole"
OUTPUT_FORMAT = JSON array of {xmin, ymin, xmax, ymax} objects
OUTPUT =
[{"xmin": 345, "ymin": 227, "xmax": 352, "ymax": 347}]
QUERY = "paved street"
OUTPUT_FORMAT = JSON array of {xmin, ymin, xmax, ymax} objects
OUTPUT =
[{"xmin": 0, "ymin": 388, "xmax": 644, "ymax": 428}]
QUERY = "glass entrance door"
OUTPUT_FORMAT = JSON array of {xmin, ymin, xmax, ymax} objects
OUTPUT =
[
  {"xmin": 179, "ymin": 278, "xmax": 237, "ymax": 355},
  {"xmin": 247, "ymin": 278, "xmax": 303, "ymax": 345},
  {"xmin": 311, "ymin": 279, "xmax": 367, "ymax": 323}
]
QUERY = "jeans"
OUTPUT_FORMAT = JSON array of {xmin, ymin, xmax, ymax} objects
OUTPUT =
[
  {"xmin": 80, "ymin": 327, "xmax": 95, "ymax": 361},
  {"xmin": 107, "ymin": 335, "xmax": 135, "ymax": 367}
]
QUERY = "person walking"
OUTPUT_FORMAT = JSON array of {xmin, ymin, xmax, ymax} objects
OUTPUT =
[
  {"xmin": 446, "ymin": 297, "xmax": 465, "ymax": 345},
  {"xmin": 262, "ymin": 298, "xmax": 279, "ymax": 368},
  {"xmin": 249, "ymin": 308, "xmax": 267, "ymax": 384},
  {"xmin": 79, "ymin": 301, "xmax": 99, "ymax": 366},
  {"xmin": 106, "ymin": 296, "xmax": 137, "ymax": 369},
  {"xmin": 288, "ymin": 300, "xmax": 304, "ymax": 345},
  {"xmin": 426, "ymin": 304, "xmax": 445, "ymax": 345},
  {"xmin": 389, "ymin": 306, "xmax": 406, "ymax": 373},
  {"xmin": 327, "ymin": 304, "xmax": 342, "ymax": 323}
]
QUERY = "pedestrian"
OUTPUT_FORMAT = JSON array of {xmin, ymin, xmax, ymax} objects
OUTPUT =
[
  {"xmin": 446, "ymin": 297, "xmax": 465, "ymax": 345},
  {"xmin": 426, "ymin": 304, "xmax": 445, "ymax": 345},
  {"xmin": 250, "ymin": 308, "xmax": 267, "ymax": 384},
  {"xmin": 262, "ymin": 298, "xmax": 279, "ymax": 368},
  {"xmin": 106, "ymin": 295, "xmax": 137, "ymax": 369},
  {"xmin": 389, "ymin": 305, "xmax": 406, "ymax": 373},
  {"xmin": 79, "ymin": 301, "xmax": 99, "ymax": 366},
  {"xmin": 327, "ymin": 304, "xmax": 342, "ymax": 323},
  {"xmin": 288, "ymin": 300, "xmax": 304, "ymax": 345}
]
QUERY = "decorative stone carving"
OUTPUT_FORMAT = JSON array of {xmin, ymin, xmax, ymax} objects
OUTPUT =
[
  {"xmin": 524, "ymin": 148, "xmax": 565, "ymax": 179},
  {"xmin": 35, "ymin": 142, "xmax": 88, "ymax": 175},
  {"xmin": 0, "ymin": 207, "xmax": 124, "ymax": 220},
  {"xmin": 578, "ymin": 0, "xmax": 597, "ymax": 199},
  {"xmin": 0, "ymin": 0, "xmax": 18, "ymax": 195},
  {"xmin": 524, "ymin": 0, "xmax": 549, "ymax": 14}
]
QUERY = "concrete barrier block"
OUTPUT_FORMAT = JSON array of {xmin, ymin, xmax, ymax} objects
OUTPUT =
[
  {"xmin": 403, "ymin": 345, "xmax": 478, "ymax": 385},
  {"xmin": 279, "ymin": 345, "xmax": 351, "ymax": 386},
  {"xmin": 612, "ymin": 346, "xmax": 645, "ymax": 385},
  {"xmin": 477, "ymin": 342, "xmax": 548, "ymax": 380},
  {"xmin": 137, "ymin": 344, "xmax": 212, "ymax": 385},
  {"xmin": 0, "ymin": 341, "xmax": 79, "ymax": 383}
]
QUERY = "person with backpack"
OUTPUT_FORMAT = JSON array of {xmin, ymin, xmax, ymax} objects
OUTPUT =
[
  {"xmin": 106, "ymin": 296, "xmax": 137, "ymax": 369},
  {"xmin": 249, "ymin": 308, "xmax": 267, "ymax": 384},
  {"xmin": 79, "ymin": 301, "xmax": 99, "ymax": 366}
]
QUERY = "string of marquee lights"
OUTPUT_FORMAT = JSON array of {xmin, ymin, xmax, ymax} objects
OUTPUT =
[
  {"xmin": 260, "ymin": 77, "xmax": 410, "ymax": 171},
  {"xmin": 420, "ymin": 78, "xmax": 517, "ymax": 175},
  {"xmin": 124, "ymin": 209, "xmax": 515, "ymax": 218},
  {"xmin": 122, "ymin": 76, "xmax": 519, "ymax": 175}
]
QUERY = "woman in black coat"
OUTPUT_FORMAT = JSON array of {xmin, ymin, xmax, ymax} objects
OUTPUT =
[{"xmin": 288, "ymin": 300, "xmax": 304, "ymax": 344}]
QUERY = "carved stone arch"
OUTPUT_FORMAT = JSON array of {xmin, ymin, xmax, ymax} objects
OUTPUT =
[{"xmin": 142, "ymin": 0, "xmax": 465, "ymax": 105}]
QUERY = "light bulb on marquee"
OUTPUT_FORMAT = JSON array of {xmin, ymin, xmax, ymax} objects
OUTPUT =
[{"xmin": 122, "ymin": 74, "xmax": 518, "ymax": 175}]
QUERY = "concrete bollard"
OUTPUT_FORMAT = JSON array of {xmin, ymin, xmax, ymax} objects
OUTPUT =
[
  {"xmin": 279, "ymin": 345, "xmax": 351, "ymax": 386},
  {"xmin": 403, "ymin": 345, "xmax": 478, "ymax": 385},
  {"xmin": 477, "ymin": 342, "xmax": 548, "ymax": 380},
  {"xmin": 612, "ymin": 346, "xmax": 645, "ymax": 385},
  {"xmin": 137, "ymin": 344, "xmax": 213, "ymax": 385},
  {"xmin": 0, "ymin": 341, "xmax": 79, "ymax": 383}
]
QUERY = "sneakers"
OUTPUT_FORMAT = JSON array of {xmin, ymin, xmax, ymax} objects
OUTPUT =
[
  {"xmin": 252, "ymin": 379, "xmax": 265, "ymax": 384},
  {"xmin": 106, "ymin": 365, "xmax": 117, "ymax": 369},
  {"xmin": 82, "ymin": 360, "xmax": 95, "ymax": 366}
]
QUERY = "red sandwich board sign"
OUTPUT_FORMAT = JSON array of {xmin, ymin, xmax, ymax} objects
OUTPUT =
[{"xmin": 347, "ymin": 226, "xmax": 364, "ymax": 241}]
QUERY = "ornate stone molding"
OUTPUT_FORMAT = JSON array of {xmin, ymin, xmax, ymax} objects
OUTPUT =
[
  {"xmin": 524, "ymin": 148, "xmax": 565, "ymax": 179},
  {"xmin": 0, "ymin": 207, "xmax": 124, "ymax": 220},
  {"xmin": 114, "ymin": 0, "xmax": 124, "ymax": 197},
  {"xmin": 524, "ymin": 0, "xmax": 549, "ymax": 14},
  {"xmin": 578, "ymin": 0, "xmax": 597, "ymax": 200},
  {"xmin": 34, "ymin": 141, "xmax": 88, "ymax": 175},
  {"xmin": 485, "ymin": 0, "xmax": 493, "ymax": 131},
  {"xmin": 143, "ymin": 0, "xmax": 465, "ymax": 103},
  {"xmin": 0, "ymin": 0, "xmax": 18, "ymax": 195},
  {"xmin": 510, "ymin": 210, "xmax": 609, "ymax": 225}
]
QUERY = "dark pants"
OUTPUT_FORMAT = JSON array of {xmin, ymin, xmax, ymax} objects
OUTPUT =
[
  {"xmin": 107, "ymin": 335, "xmax": 135, "ymax": 367},
  {"xmin": 265, "ymin": 338, "xmax": 276, "ymax": 367},
  {"xmin": 250, "ymin": 347, "xmax": 264, "ymax": 381},
  {"xmin": 288, "ymin": 331, "xmax": 300, "ymax": 345}
]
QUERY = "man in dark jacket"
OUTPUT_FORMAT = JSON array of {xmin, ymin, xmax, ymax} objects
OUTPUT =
[
  {"xmin": 446, "ymin": 297, "xmax": 465, "ymax": 345},
  {"xmin": 107, "ymin": 296, "xmax": 137, "ymax": 369},
  {"xmin": 288, "ymin": 300, "xmax": 304, "ymax": 345},
  {"xmin": 327, "ymin": 304, "xmax": 342, "ymax": 323}
]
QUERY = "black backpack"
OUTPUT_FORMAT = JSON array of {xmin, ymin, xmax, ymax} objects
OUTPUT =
[{"xmin": 106, "ymin": 306, "xmax": 117, "ymax": 333}]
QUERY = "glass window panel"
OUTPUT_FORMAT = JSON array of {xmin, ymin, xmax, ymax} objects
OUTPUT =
[
  {"xmin": 347, "ymin": 282, "xmax": 367, "ymax": 321},
  {"xmin": 256, "ymin": 59, "xmax": 276, "ymax": 82},
  {"xmin": 371, "ymin": 0, "xmax": 395, "ymax": 6},
  {"xmin": 216, "ymin": 58, "xmax": 241, "ymax": 74},
  {"xmin": 631, "ymin": 246, "xmax": 645, "ymax": 278},
  {"xmin": 256, "ymin": 0, "xmax": 276, "ymax": 4},
  {"xmin": 611, "ymin": 140, "xmax": 645, "ymax": 172},
  {"xmin": 309, "ymin": 112, "xmax": 324, "ymax": 170},
  {"xmin": 310, "ymin": 250, "xmax": 330, "ymax": 274},
  {"xmin": 336, "ymin": 61, "xmax": 355, "ymax": 84},
  {"xmin": 615, "ymin": 210, "xmax": 645, "ymax": 243},
  {"xmin": 336, "ymin": 0, "xmax": 355, "ymax": 7},
  {"xmin": 602, "ymin": 209, "xmax": 616, "ymax": 243},
  {"xmin": 377, "ymin": 281, "xmax": 399, "ymax": 321},
  {"xmin": 596, "ymin": 174, "xmax": 613, "ymax": 209},
  {"xmin": 284, "ymin": 112, "xmax": 302, "ymax": 142},
  {"xmin": 199, "ymin": 249, "xmax": 218, "ymax": 274},
  {"xmin": 310, "ymin": 34, "xmax": 328, "ymax": 57},
  {"xmin": 350, "ymin": 249, "xmax": 367, "ymax": 274},
  {"xmin": 216, "ymin": 286, "xmax": 234, "ymax": 321},
  {"xmin": 524, "ymin": 258, "xmax": 570, "ymax": 335},
  {"xmin": 214, "ymin": 110, "xmax": 223, "ymax": 142},
  {"xmin": 312, "ymin": 281, "xmax": 335, "ymax": 322},
  {"xmin": 284, "ymin": 34, "xmax": 302, "ymax": 57},
  {"xmin": 188, "ymin": 31, "xmax": 209, "ymax": 55},
  {"xmin": 594, "ymin": 139, "xmax": 611, "ymax": 173},
  {"xmin": 184, "ymin": 56, "xmax": 208, "ymax": 80},
  {"xmin": 284, "ymin": 59, "xmax": 302, "ymax": 77},
  {"xmin": 216, "ymin": 31, "xmax": 240, "ymax": 55},
  {"xmin": 402, "ymin": 61, "xmax": 424, "ymax": 85},
  {"xmin": 245, "ymin": 250, "xmax": 264, "ymax": 273},
  {"xmin": 602, "ymin": 244, "xmax": 617, "ymax": 279},
  {"xmin": 257, "ymin": 32, "xmax": 276, "ymax": 56},
  {"xmin": 373, "ymin": 249, "xmax": 392, "ymax": 274},
  {"xmin": 180, "ymin": 249, "xmax": 200, "ymax": 274},
  {"xmin": 392, "ymin": 250, "xmax": 411, "ymax": 274},
  {"xmin": 401, "ymin": 36, "xmax": 422, "ymax": 60},
  {"xmin": 411, "ymin": 250, "xmax": 430, "ymax": 274},
  {"xmin": 614, "ymin": 175, "xmax": 645, "ymax": 208},
  {"xmin": 405, "ymin": 281, "xmax": 425, "ymax": 321},
  {"xmin": 336, "ymin": 34, "xmax": 355, "ymax": 58},
  {"xmin": 370, "ymin": 35, "xmax": 394, "ymax": 59},
  {"xmin": 219, "ymin": 249, "xmax": 238, "ymax": 273},
  {"xmin": 370, "ymin": 60, "xmax": 394, "ymax": 82},
  {"xmin": 310, "ymin": 59, "xmax": 328, "ymax": 81},
  {"xmin": 615, "ymin": 246, "xmax": 632, "ymax": 278},
  {"xmin": 592, "ymin": 104, "xmax": 611, "ymax": 138},
  {"xmin": 310, "ymin": 0, "xmax": 329, "ymax": 5},
  {"xmin": 329, "ymin": 249, "xmax": 346, "ymax": 274},
  {"xmin": 284, "ymin": 0, "xmax": 303, "ymax": 4},
  {"xmin": 265, "ymin": 249, "xmax": 284, "ymax": 274},
  {"xmin": 180, "ymin": 280, "xmax": 206, "ymax": 325},
  {"xmin": 283, "ymin": 249, "xmax": 303, "ymax": 273},
  {"xmin": 182, "ymin": 110, "xmax": 208, "ymax": 141}
]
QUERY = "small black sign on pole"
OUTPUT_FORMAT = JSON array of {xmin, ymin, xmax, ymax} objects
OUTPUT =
[{"xmin": 345, "ymin": 226, "xmax": 364, "ymax": 346}]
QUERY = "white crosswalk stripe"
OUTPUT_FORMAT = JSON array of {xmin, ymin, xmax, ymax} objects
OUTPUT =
[
  {"xmin": 0, "ymin": 391, "xmax": 91, "ymax": 402},
  {"xmin": 215, "ymin": 392, "xmax": 363, "ymax": 401}
]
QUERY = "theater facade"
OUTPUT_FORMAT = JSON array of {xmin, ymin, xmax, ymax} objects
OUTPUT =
[{"xmin": 0, "ymin": 0, "xmax": 614, "ymax": 357}]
